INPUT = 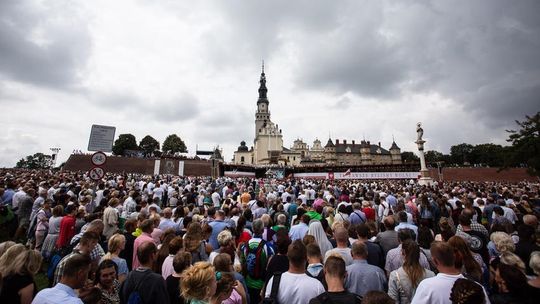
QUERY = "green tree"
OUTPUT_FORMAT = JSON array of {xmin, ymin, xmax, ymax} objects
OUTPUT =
[
  {"xmin": 450, "ymin": 143, "xmax": 474, "ymax": 165},
  {"xmin": 162, "ymin": 134, "xmax": 187, "ymax": 155},
  {"xmin": 112, "ymin": 134, "xmax": 138, "ymax": 156},
  {"xmin": 15, "ymin": 153, "xmax": 52, "ymax": 169},
  {"xmin": 425, "ymin": 150, "xmax": 445, "ymax": 164},
  {"xmin": 139, "ymin": 135, "xmax": 160, "ymax": 157},
  {"xmin": 505, "ymin": 112, "xmax": 540, "ymax": 176},
  {"xmin": 401, "ymin": 151, "xmax": 419, "ymax": 163},
  {"xmin": 470, "ymin": 143, "xmax": 505, "ymax": 167}
]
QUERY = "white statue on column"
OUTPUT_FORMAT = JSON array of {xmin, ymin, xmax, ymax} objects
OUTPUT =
[{"xmin": 415, "ymin": 122, "xmax": 433, "ymax": 185}]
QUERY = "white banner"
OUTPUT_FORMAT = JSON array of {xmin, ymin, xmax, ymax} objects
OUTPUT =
[
  {"xmin": 293, "ymin": 172, "xmax": 420, "ymax": 180},
  {"xmin": 153, "ymin": 160, "xmax": 161, "ymax": 175},
  {"xmin": 224, "ymin": 171, "xmax": 255, "ymax": 177},
  {"xmin": 178, "ymin": 161, "xmax": 184, "ymax": 176}
]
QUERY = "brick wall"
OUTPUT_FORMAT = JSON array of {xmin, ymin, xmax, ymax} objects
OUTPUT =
[
  {"xmin": 63, "ymin": 155, "xmax": 212, "ymax": 176},
  {"xmin": 429, "ymin": 167, "xmax": 538, "ymax": 182}
]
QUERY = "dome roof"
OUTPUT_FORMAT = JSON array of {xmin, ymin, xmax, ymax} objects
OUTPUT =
[{"xmin": 237, "ymin": 141, "xmax": 249, "ymax": 152}]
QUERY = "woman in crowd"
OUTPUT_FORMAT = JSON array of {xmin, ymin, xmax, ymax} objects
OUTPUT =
[
  {"xmin": 40, "ymin": 205, "xmax": 63, "ymax": 259},
  {"xmin": 161, "ymin": 236, "xmax": 184, "ymax": 279},
  {"xmin": 490, "ymin": 263, "xmax": 532, "ymax": 303},
  {"xmin": 166, "ymin": 251, "xmax": 191, "ymax": 304},
  {"xmin": 34, "ymin": 199, "xmax": 52, "ymax": 251},
  {"xmin": 208, "ymin": 230, "xmax": 241, "ymax": 271},
  {"xmin": 448, "ymin": 236, "xmax": 484, "ymax": 284},
  {"xmin": 180, "ymin": 262, "xmax": 220, "ymax": 304},
  {"xmin": 120, "ymin": 218, "xmax": 137, "ymax": 271},
  {"xmin": 184, "ymin": 222, "xmax": 209, "ymax": 263},
  {"xmin": 388, "ymin": 240, "xmax": 435, "ymax": 304},
  {"xmin": 101, "ymin": 233, "xmax": 128, "ymax": 282},
  {"xmin": 0, "ymin": 249, "xmax": 42, "ymax": 304},
  {"xmin": 94, "ymin": 259, "xmax": 120, "ymax": 304},
  {"xmin": 235, "ymin": 216, "xmax": 252, "ymax": 246},
  {"xmin": 450, "ymin": 278, "xmax": 486, "ymax": 304},
  {"xmin": 307, "ymin": 220, "xmax": 333, "ymax": 258},
  {"xmin": 213, "ymin": 254, "xmax": 248, "ymax": 304},
  {"xmin": 528, "ymin": 251, "xmax": 540, "ymax": 294},
  {"xmin": 103, "ymin": 198, "xmax": 120, "ymax": 240}
]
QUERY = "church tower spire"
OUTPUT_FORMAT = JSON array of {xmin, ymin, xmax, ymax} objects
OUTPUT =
[{"xmin": 258, "ymin": 60, "xmax": 268, "ymax": 102}]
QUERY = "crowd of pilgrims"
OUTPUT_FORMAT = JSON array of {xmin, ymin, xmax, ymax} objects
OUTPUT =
[{"xmin": 0, "ymin": 169, "xmax": 539, "ymax": 304}]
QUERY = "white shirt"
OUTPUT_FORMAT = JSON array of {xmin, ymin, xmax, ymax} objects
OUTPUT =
[
  {"xmin": 153, "ymin": 187, "xmax": 164, "ymax": 199},
  {"xmin": 324, "ymin": 247, "xmax": 353, "ymax": 266},
  {"xmin": 264, "ymin": 272, "xmax": 325, "ymax": 304},
  {"xmin": 411, "ymin": 273, "xmax": 490, "ymax": 304}
]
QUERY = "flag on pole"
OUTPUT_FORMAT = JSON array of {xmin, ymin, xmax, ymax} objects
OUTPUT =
[{"xmin": 344, "ymin": 168, "xmax": 351, "ymax": 176}]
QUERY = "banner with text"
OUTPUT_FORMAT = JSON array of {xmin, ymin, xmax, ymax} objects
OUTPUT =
[
  {"xmin": 293, "ymin": 172, "xmax": 420, "ymax": 180},
  {"xmin": 224, "ymin": 171, "xmax": 256, "ymax": 178}
]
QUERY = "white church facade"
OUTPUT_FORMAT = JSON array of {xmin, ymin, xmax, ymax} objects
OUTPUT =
[{"xmin": 233, "ymin": 66, "xmax": 402, "ymax": 166}]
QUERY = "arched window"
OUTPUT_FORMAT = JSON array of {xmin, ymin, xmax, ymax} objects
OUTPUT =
[{"xmin": 241, "ymin": 156, "xmax": 245, "ymax": 162}]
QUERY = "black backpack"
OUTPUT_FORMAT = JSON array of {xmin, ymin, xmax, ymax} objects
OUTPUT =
[{"xmin": 262, "ymin": 273, "xmax": 282, "ymax": 304}]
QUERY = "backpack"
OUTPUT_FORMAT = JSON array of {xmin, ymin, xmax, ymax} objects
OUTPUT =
[
  {"xmin": 125, "ymin": 271, "xmax": 150, "ymax": 304},
  {"xmin": 305, "ymin": 269, "xmax": 327, "ymax": 289},
  {"xmin": 262, "ymin": 273, "xmax": 282, "ymax": 304},
  {"xmin": 47, "ymin": 253, "xmax": 63, "ymax": 281},
  {"xmin": 243, "ymin": 239, "xmax": 267, "ymax": 280}
]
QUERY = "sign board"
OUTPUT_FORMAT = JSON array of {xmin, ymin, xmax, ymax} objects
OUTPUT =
[
  {"xmin": 88, "ymin": 125, "xmax": 116, "ymax": 152},
  {"xmin": 89, "ymin": 167, "xmax": 105, "ymax": 180},
  {"xmin": 91, "ymin": 151, "xmax": 107, "ymax": 166},
  {"xmin": 293, "ymin": 172, "xmax": 420, "ymax": 180}
]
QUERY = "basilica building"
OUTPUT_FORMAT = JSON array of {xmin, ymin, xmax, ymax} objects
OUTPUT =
[{"xmin": 233, "ymin": 67, "xmax": 402, "ymax": 166}]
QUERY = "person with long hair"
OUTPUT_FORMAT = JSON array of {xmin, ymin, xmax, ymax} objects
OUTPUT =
[
  {"xmin": 0, "ymin": 249, "xmax": 42, "ymax": 304},
  {"xmin": 448, "ymin": 236, "xmax": 484, "ymax": 283},
  {"xmin": 184, "ymin": 222, "xmax": 209, "ymax": 263},
  {"xmin": 491, "ymin": 263, "xmax": 533, "ymax": 303},
  {"xmin": 450, "ymin": 278, "xmax": 486, "ymax": 304},
  {"xmin": 388, "ymin": 240, "xmax": 435, "ymax": 304},
  {"xmin": 101, "ymin": 233, "xmax": 128, "ymax": 282},
  {"xmin": 213, "ymin": 253, "xmax": 248, "ymax": 304},
  {"xmin": 94, "ymin": 259, "xmax": 120, "ymax": 304}
]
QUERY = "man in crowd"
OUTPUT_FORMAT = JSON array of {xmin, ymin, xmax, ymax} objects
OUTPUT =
[
  {"xmin": 265, "ymin": 240, "xmax": 325, "ymax": 304},
  {"xmin": 120, "ymin": 241, "xmax": 169, "ymax": 304},
  {"xmin": 345, "ymin": 241, "xmax": 387, "ymax": 297},
  {"xmin": 325, "ymin": 227, "xmax": 353, "ymax": 265},
  {"xmin": 34, "ymin": 254, "xmax": 92, "ymax": 304}
]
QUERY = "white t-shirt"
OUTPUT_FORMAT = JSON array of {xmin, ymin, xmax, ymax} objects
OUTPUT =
[
  {"xmin": 264, "ymin": 272, "xmax": 325, "ymax": 304},
  {"xmin": 153, "ymin": 187, "xmax": 164, "ymax": 199},
  {"xmin": 324, "ymin": 247, "xmax": 353, "ymax": 266},
  {"xmin": 411, "ymin": 273, "xmax": 490, "ymax": 304}
]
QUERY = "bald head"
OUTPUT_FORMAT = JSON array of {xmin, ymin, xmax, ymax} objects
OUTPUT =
[{"xmin": 523, "ymin": 214, "xmax": 538, "ymax": 228}]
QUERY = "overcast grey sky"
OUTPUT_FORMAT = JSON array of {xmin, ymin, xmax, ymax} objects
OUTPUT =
[{"xmin": 1, "ymin": 0, "xmax": 539, "ymax": 167}]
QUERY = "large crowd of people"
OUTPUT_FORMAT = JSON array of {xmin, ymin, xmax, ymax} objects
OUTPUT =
[{"xmin": 0, "ymin": 168, "xmax": 539, "ymax": 304}]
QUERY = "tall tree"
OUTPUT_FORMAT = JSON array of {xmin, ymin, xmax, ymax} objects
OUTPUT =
[
  {"xmin": 112, "ymin": 134, "xmax": 138, "ymax": 156},
  {"xmin": 425, "ymin": 150, "xmax": 445, "ymax": 164},
  {"xmin": 15, "ymin": 153, "xmax": 52, "ymax": 169},
  {"xmin": 450, "ymin": 143, "xmax": 474, "ymax": 165},
  {"xmin": 162, "ymin": 134, "xmax": 187, "ymax": 155},
  {"xmin": 401, "ymin": 151, "xmax": 419, "ymax": 163},
  {"xmin": 139, "ymin": 135, "xmax": 160, "ymax": 157},
  {"xmin": 470, "ymin": 143, "xmax": 504, "ymax": 167},
  {"xmin": 506, "ymin": 112, "xmax": 540, "ymax": 176}
]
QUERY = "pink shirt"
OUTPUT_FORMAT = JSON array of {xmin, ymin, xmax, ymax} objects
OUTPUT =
[
  {"xmin": 132, "ymin": 233, "xmax": 155, "ymax": 269},
  {"xmin": 161, "ymin": 255, "xmax": 175, "ymax": 280}
]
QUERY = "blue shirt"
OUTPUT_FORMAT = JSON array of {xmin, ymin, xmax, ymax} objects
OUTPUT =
[
  {"xmin": 394, "ymin": 222, "xmax": 418, "ymax": 238},
  {"xmin": 1, "ymin": 189, "xmax": 14, "ymax": 206},
  {"xmin": 32, "ymin": 283, "xmax": 83, "ymax": 304},
  {"xmin": 345, "ymin": 260, "xmax": 387, "ymax": 296},
  {"xmin": 208, "ymin": 220, "xmax": 229, "ymax": 250}
]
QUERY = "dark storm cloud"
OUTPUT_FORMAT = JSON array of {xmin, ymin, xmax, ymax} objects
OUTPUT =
[
  {"xmin": 212, "ymin": 0, "xmax": 540, "ymax": 127},
  {"xmin": 0, "ymin": 0, "xmax": 91, "ymax": 89}
]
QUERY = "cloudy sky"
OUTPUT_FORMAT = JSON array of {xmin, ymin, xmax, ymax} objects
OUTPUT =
[{"xmin": 1, "ymin": 0, "xmax": 539, "ymax": 167}]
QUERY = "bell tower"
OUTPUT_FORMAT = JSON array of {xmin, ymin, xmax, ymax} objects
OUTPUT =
[{"xmin": 255, "ymin": 61, "xmax": 270, "ymax": 139}]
